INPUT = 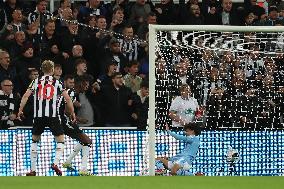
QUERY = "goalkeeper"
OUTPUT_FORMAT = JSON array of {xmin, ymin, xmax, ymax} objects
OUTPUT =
[{"xmin": 155, "ymin": 123, "xmax": 201, "ymax": 176}]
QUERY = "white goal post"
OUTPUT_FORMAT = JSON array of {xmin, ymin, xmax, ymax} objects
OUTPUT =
[{"xmin": 148, "ymin": 24, "xmax": 284, "ymax": 176}]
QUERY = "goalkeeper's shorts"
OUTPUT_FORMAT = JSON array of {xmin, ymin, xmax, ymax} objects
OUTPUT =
[{"xmin": 168, "ymin": 157, "xmax": 193, "ymax": 170}]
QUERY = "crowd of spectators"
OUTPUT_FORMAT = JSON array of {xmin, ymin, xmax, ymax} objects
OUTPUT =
[{"xmin": 1, "ymin": 0, "xmax": 284, "ymax": 130}]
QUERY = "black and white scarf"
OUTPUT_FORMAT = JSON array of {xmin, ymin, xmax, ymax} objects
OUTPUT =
[{"xmin": 0, "ymin": 90, "xmax": 15, "ymax": 126}]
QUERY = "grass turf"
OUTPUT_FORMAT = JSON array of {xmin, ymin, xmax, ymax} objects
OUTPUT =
[{"xmin": 0, "ymin": 176, "xmax": 283, "ymax": 189}]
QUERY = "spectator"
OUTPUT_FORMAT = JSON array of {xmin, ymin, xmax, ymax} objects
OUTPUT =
[
  {"xmin": 154, "ymin": 0, "xmax": 177, "ymax": 25},
  {"xmin": 234, "ymin": 87, "xmax": 262, "ymax": 130},
  {"xmin": 21, "ymin": 69, "xmax": 39, "ymax": 126},
  {"xmin": 101, "ymin": 37, "xmax": 128, "ymax": 76},
  {"xmin": 55, "ymin": 7, "xmax": 73, "ymax": 35},
  {"xmin": 130, "ymin": 80, "xmax": 149, "ymax": 130},
  {"xmin": 59, "ymin": 19, "xmax": 81, "ymax": 56},
  {"xmin": 205, "ymin": 0, "xmax": 240, "ymax": 25},
  {"xmin": 259, "ymin": 6, "xmax": 279, "ymax": 26},
  {"xmin": 258, "ymin": 74, "xmax": 280, "ymax": 129},
  {"xmin": 169, "ymin": 58, "xmax": 194, "ymax": 97},
  {"xmin": 79, "ymin": 15, "xmax": 97, "ymax": 43},
  {"xmin": 124, "ymin": 60, "xmax": 143, "ymax": 93},
  {"xmin": 169, "ymin": 84, "xmax": 200, "ymax": 129},
  {"xmin": 129, "ymin": 0, "xmax": 152, "ymax": 31},
  {"xmin": 95, "ymin": 16, "xmax": 110, "ymax": 45},
  {"xmin": 27, "ymin": 0, "xmax": 52, "ymax": 25},
  {"xmin": 194, "ymin": 66, "xmax": 224, "ymax": 106},
  {"xmin": 137, "ymin": 12, "xmax": 157, "ymax": 40},
  {"xmin": 119, "ymin": 25, "xmax": 145, "ymax": 61},
  {"xmin": 32, "ymin": 19, "xmax": 59, "ymax": 58},
  {"xmin": 206, "ymin": 87, "xmax": 232, "ymax": 129},
  {"xmin": 77, "ymin": 0, "xmax": 109, "ymax": 24},
  {"xmin": 98, "ymin": 72, "xmax": 133, "ymax": 127},
  {"xmin": 53, "ymin": 0, "xmax": 72, "ymax": 18},
  {"xmin": 13, "ymin": 43, "xmax": 40, "ymax": 85},
  {"xmin": 75, "ymin": 75, "xmax": 98, "ymax": 127},
  {"xmin": 97, "ymin": 60, "xmax": 118, "ymax": 88},
  {"xmin": 244, "ymin": 0, "xmax": 265, "ymax": 22},
  {"xmin": 2, "ymin": 30, "xmax": 27, "ymax": 59},
  {"xmin": 109, "ymin": 7, "xmax": 126, "ymax": 34},
  {"xmin": 187, "ymin": 4, "xmax": 204, "ymax": 25},
  {"xmin": 110, "ymin": 0, "xmax": 132, "ymax": 21},
  {"xmin": 21, "ymin": 68, "xmax": 39, "ymax": 96},
  {"xmin": 10, "ymin": 9, "xmax": 27, "ymax": 33},
  {"xmin": 53, "ymin": 64, "xmax": 63, "ymax": 82},
  {"xmin": 3, "ymin": 0, "xmax": 22, "ymax": 24},
  {"xmin": 0, "ymin": 78, "xmax": 19, "ymax": 129},
  {"xmin": 75, "ymin": 58, "xmax": 88, "ymax": 78},
  {"xmin": 0, "ymin": 50, "xmax": 18, "ymax": 92},
  {"xmin": 179, "ymin": 0, "xmax": 204, "ymax": 25},
  {"xmin": 84, "ymin": 16, "xmax": 110, "ymax": 74},
  {"xmin": 64, "ymin": 44, "xmax": 84, "ymax": 75}
]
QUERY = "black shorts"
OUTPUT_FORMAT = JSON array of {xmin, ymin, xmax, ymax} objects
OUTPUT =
[
  {"xmin": 33, "ymin": 117, "xmax": 64, "ymax": 136},
  {"xmin": 61, "ymin": 117, "xmax": 83, "ymax": 141}
]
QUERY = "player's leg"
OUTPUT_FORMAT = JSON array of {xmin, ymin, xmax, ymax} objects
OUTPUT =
[
  {"xmin": 62, "ymin": 123, "xmax": 93, "ymax": 175},
  {"xmin": 26, "ymin": 135, "xmax": 41, "ymax": 176},
  {"xmin": 78, "ymin": 133, "xmax": 92, "ymax": 175},
  {"xmin": 49, "ymin": 118, "xmax": 65, "ymax": 176},
  {"xmin": 155, "ymin": 157, "xmax": 169, "ymax": 175},
  {"xmin": 170, "ymin": 163, "xmax": 182, "ymax": 175},
  {"xmin": 51, "ymin": 134, "xmax": 64, "ymax": 176},
  {"xmin": 62, "ymin": 122, "xmax": 82, "ymax": 170},
  {"xmin": 26, "ymin": 118, "xmax": 45, "ymax": 176},
  {"xmin": 63, "ymin": 142, "xmax": 82, "ymax": 170},
  {"xmin": 156, "ymin": 157, "xmax": 170, "ymax": 169},
  {"xmin": 170, "ymin": 160, "xmax": 195, "ymax": 176}
]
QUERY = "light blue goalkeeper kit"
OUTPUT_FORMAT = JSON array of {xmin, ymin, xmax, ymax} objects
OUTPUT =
[{"xmin": 167, "ymin": 131, "xmax": 200, "ymax": 166}]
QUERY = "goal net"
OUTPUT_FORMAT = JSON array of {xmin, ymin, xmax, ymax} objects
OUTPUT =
[{"xmin": 148, "ymin": 25, "xmax": 284, "ymax": 176}]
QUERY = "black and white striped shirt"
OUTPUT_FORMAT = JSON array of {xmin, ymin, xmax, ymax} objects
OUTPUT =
[
  {"xmin": 27, "ymin": 10, "xmax": 52, "ymax": 35},
  {"xmin": 29, "ymin": 76, "xmax": 64, "ymax": 118},
  {"xmin": 58, "ymin": 88, "xmax": 76, "ymax": 120},
  {"xmin": 28, "ymin": 10, "xmax": 52, "ymax": 24},
  {"xmin": 119, "ymin": 39, "xmax": 140, "ymax": 61}
]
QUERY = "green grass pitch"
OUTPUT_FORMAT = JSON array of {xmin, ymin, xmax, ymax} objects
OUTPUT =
[{"xmin": 0, "ymin": 177, "xmax": 283, "ymax": 189}]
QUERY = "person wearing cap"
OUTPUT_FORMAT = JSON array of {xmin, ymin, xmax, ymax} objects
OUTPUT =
[
  {"xmin": 100, "ymin": 37, "xmax": 128, "ymax": 76},
  {"xmin": 155, "ymin": 123, "xmax": 201, "ymax": 176}
]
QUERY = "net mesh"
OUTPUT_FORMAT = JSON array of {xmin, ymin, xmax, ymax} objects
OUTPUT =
[
  {"xmin": 154, "ymin": 29, "xmax": 284, "ymax": 176},
  {"xmin": 155, "ymin": 30, "xmax": 284, "ymax": 130}
]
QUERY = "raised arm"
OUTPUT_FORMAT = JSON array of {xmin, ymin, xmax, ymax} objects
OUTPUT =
[{"xmin": 165, "ymin": 124, "xmax": 193, "ymax": 143}]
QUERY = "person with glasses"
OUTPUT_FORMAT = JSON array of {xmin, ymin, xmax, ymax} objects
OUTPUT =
[{"xmin": 0, "ymin": 78, "xmax": 19, "ymax": 129}]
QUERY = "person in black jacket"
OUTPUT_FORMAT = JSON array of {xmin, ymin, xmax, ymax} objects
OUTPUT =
[
  {"xmin": 97, "ymin": 72, "xmax": 133, "ymax": 127},
  {"xmin": 130, "ymin": 80, "xmax": 149, "ymax": 130},
  {"xmin": 204, "ymin": 0, "xmax": 241, "ymax": 25}
]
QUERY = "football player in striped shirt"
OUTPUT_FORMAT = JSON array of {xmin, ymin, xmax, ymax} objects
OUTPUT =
[
  {"xmin": 59, "ymin": 75, "xmax": 93, "ymax": 176},
  {"xmin": 18, "ymin": 60, "xmax": 76, "ymax": 176}
]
